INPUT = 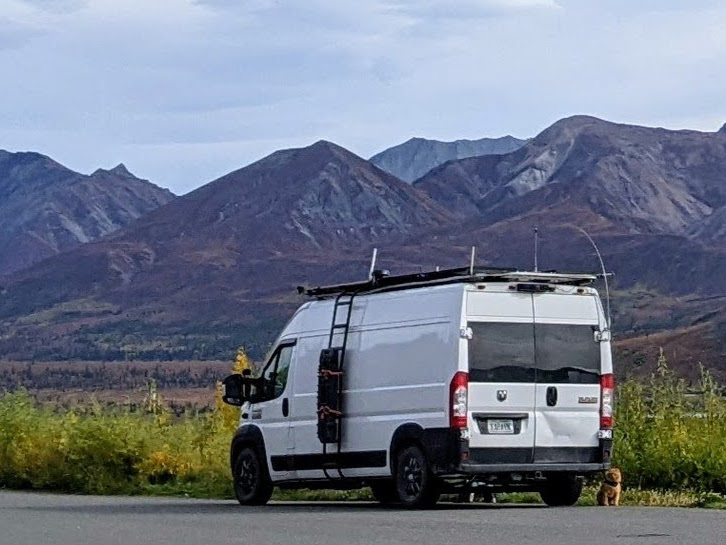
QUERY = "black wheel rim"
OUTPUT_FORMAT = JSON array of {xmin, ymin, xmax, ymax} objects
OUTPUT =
[
  {"xmin": 236, "ymin": 453, "xmax": 257, "ymax": 497},
  {"xmin": 402, "ymin": 455, "xmax": 424, "ymax": 499}
]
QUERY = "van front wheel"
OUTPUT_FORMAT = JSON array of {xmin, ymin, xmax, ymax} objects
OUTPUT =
[
  {"xmin": 370, "ymin": 480, "xmax": 398, "ymax": 505},
  {"xmin": 394, "ymin": 445, "xmax": 440, "ymax": 509},
  {"xmin": 233, "ymin": 447, "xmax": 273, "ymax": 506},
  {"xmin": 539, "ymin": 474, "xmax": 583, "ymax": 507}
]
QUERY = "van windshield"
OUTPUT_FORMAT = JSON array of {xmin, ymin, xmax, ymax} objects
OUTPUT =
[{"xmin": 468, "ymin": 322, "xmax": 600, "ymax": 384}]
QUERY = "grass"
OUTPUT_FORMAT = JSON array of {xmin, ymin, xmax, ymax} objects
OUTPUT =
[{"xmin": 1, "ymin": 351, "xmax": 726, "ymax": 508}]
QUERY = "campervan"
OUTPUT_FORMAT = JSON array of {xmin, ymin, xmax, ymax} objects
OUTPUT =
[{"xmin": 222, "ymin": 267, "xmax": 614, "ymax": 508}]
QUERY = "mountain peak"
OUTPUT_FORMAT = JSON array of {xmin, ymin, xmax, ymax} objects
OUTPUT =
[
  {"xmin": 541, "ymin": 114, "xmax": 610, "ymax": 133},
  {"xmin": 109, "ymin": 163, "xmax": 134, "ymax": 177},
  {"xmin": 306, "ymin": 139, "xmax": 353, "ymax": 157},
  {"xmin": 309, "ymin": 139, "xmax": 337, "ymax": 148},
  {"xmin": 91, "ymin": 163, "xmax": 137, "ymax": 178},
  {"xmin": 719, "ymin": 123, "xmax": 726, "ymax": 135}
]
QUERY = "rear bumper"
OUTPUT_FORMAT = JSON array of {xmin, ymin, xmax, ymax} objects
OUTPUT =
[
  {"xmin": 457, "ymin": 462, "xmax": 608, "ymax": 474},
  {"xmin": 428, "ymin": 435, "xmax": 613, "ymax": 477}
]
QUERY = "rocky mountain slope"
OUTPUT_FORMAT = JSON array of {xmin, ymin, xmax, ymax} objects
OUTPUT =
[
  {"xmin": 370, "ymin": 135, "xmax": 526, "ymax": 183},
  {"xmin": 0, "ymin": 151, "xmax": 175, "ymax": 276},
  {"xmin": 415, "ymin": 116, "xmax": 726, "ymax": 235}
]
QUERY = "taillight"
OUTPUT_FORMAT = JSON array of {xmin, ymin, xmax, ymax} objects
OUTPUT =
[
  {"xmin": 450, "ymin": 371, "xmax": 469, "ymax": 429},
  {"xmin": 600, "ymin": 373, "xmax": 614, "ymax": 429}
]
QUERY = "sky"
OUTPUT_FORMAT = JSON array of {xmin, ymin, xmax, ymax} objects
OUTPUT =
[{"xmin": 1, "ymin": 0, "xmax": 725, "ymax": 194}]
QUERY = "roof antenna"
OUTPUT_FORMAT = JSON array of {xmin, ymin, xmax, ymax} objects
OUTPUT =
[
  {"xmin": 574, "ymin": 226, "xmax": 612, "ymax": 330},
  {"xmin": 469, "ymin": 246, "xmax": 476, "ymax": 275},
  {"xmin": 533, "ymin": 226, "xmax": 539, "ymax": 272},
  {"xmin": 368, "ymin": 248, "xmax": 378, "ymax": 281}
]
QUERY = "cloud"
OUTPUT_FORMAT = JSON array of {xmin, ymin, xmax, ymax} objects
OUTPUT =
[
  {"xmin": 384, "ymin": 0, "xmax": 559, "ymax": 19},
  {"xmin": 17, "ymin": 0, "xmax": 87, "ymax": 13},
  {"xmin": 0, "ymin": 17, "xmax": 44, "ymax": 49},
  {"xmin": 0, "ymin": 0, "xmax": 724, "ymax": 195}
]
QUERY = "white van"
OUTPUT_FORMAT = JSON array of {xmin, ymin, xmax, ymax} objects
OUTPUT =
[{"xmin": 222, "ymin": 267, "xmax": 614, "ymax": 508}]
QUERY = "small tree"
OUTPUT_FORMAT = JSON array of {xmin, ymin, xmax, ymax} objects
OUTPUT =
[{"xmin": 215, "ymin": 347, "xmax": 253, "ymax": 432}]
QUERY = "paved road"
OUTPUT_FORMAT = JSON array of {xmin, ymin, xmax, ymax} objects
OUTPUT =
[{"xmin": 1, "ymin": 491, "xmax": 724, "ymax": 545}]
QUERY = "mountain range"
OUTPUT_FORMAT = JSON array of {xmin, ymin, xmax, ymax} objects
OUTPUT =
[
  {"xmin": 0, "ymin": 150, "xmax": 174, "ymax": 277},
  {"xmin": 2, "ymin": 116, "xmax": 726, "ymax": 381}
]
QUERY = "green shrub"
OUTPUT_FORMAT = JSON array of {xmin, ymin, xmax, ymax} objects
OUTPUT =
[
  {"xmin": 613, "ymin": 352, "xmax": 726, "ymax": 493},
  {"xmin": 1, "ymin": 351, "xmax": 726, "ymax": 501}
]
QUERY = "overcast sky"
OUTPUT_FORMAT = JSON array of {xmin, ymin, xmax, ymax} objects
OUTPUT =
[{"xmin": 1, "ymin": 0, "xmax": 725, "ymax": 194}]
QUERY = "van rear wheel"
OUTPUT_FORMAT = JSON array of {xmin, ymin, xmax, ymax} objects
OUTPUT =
[
  {"xmin": 394, "ymin": 445, "xmax": 440, "ymax": 509},
  {"xmin": 539, "ymin": 474, "xmax": 583, "ymax": 507},
  {"xmin": 233, "ymin": 447, "xmax": 273, "ymax": 506}
]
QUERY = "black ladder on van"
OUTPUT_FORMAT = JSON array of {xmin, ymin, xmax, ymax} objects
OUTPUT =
[{"xmin": 317, "ymin": 291, "xmax": 356, "ymax": 474}]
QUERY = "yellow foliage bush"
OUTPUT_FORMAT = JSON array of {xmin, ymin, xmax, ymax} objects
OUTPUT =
[{"xmin": 0, "ymin": 389, "xmax": 234, "ymax": 496}]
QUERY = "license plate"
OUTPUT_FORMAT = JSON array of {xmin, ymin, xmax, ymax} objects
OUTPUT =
[{"xmin": 487, "ymin": 419, "xmax": 514, "ymax": 434}]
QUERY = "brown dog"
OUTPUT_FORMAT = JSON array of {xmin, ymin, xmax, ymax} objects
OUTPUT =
[{"xmin": 597, "ymin": 468, "xmax": 622, "ymax": 506}]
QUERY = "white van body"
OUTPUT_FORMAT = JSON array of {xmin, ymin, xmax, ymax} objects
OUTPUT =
[{"xmin": 227, "ymin": 274, "xmax": 614, "ymax": 505}]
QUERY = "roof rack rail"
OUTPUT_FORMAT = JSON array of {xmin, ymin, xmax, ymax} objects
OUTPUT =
[{"xmin": 297, "ymin": 266, "xmax": 598, "ymax": 298}]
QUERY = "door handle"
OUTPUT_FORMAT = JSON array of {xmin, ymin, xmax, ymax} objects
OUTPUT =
[
  {"xmin": 546, "ymin": 386, "xmax": 558, "ymax": 407},
  {"xmin": 282, "ymin": 398, "xmax": 289, "ymax": 417}
]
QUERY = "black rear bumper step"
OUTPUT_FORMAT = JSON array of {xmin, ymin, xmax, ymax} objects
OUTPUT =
[{"xmin": 457, "ymin": 462, "xmax": 608, "ymax": 474}]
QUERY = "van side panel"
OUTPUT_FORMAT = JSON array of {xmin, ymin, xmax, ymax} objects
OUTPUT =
[{"xmin": 285, "ymin": 285, "xmax": 462, "ymax": 481}]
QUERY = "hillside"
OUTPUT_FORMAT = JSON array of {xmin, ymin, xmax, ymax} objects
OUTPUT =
[
  {"xmin": 370, "ymin": 135, "xmax": 526, "ymax": 183},
  {"xmin": 411, "ymin": 115, "xmax": 726, "ymax": 377},
  {"xmin": 0, "ymin": 151, "xmax": 175, "ymax": 276},
  {"xmin": 0, "ymin": 141, "xmax": 452, "ymax": 360},
  {"xmin": 2, "ymin": 117, "xmax": 726, "ymax": 380}
]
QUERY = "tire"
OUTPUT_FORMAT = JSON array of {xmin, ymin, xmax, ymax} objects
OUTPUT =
[
  {"xmin": 370, "ymin": 480, "xmax": 398, "ymax": 505},
  {"xmin": 456, "ymin": 491, "xmax": 475, "ymax": 503},
  {"xmin": 233, "ymin": 446, "xmax": 274, "ymax": 506},
  {"xmin": 539, "ymin": 474, "xmax": 583, "ymax": 507},
  {"xmin": 394, "ymin": 444, "xmax": 441, "ymax": 509}
]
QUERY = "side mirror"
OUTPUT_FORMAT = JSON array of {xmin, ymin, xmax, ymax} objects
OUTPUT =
[
  {"xmin": 594, "ymin": 330, "xmax": 611, "ymax": 342},
  {"xmin": 222, "ymin": 374, "xmax": 246, "ymax": 406}
]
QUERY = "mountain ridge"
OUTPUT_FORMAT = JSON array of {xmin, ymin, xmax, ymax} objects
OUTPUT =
[
  {"xmin": 370, "ymin": 134, "xmax": 527, "ymax": 183},
  {"xmin": 0, "ymin": 150, "xmax": 175, "ymax": 276}
]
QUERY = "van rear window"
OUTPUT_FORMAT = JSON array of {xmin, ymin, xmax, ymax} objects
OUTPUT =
[
  {"xmin": 534, "ymin": 324, "xmax": 600, "ymax": 384},
  {"xmin": 468, "ymin": 323, "xmax": 535, "ymax": 383},
  {"xmin": 468, "ymin": 322, "xmax": 600, "ymax": 383}
]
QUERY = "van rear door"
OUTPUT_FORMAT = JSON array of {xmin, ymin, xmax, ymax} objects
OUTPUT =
[
  {"xmin": 532, "ymin": 292, "xmax": 602, "ymax": 464},
  {"xmin": 466, "ymin": 291, "xmax": 536, "ymax": 464}
]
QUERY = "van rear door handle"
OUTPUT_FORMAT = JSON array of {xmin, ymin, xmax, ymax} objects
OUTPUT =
[
  {"xmin": 546, "ymin": 386, "xmax": 558, "ymax": 407},
  {"xmin": 282, "ymin": 398, "xmax": 289, "ymax": 417}
]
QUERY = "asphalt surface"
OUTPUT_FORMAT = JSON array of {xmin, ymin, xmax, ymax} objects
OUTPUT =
[{"xmin": 1, "ymin": 492, "xmax": 725, "ymax": 545}]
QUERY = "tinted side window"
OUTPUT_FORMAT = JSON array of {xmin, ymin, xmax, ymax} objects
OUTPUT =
[
  {"xmin": 274, "ymin": 345, "xmax": 293, "ymax": 397},
  {"xmin": 468, "ymin": 322, "xmax": 535, "ymax": 382},
  {"xmin": 535, "ymin": 324, "xmax": 600, "ymax": 384},
  {"xmin": 260, "ymin": 343, "xmax": 294, "ymax": 401}
]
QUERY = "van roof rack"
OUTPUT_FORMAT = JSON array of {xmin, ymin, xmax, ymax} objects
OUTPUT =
[{"xmin": 298, "ymin": 266, "xmax": 598, "ymax": 298}]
